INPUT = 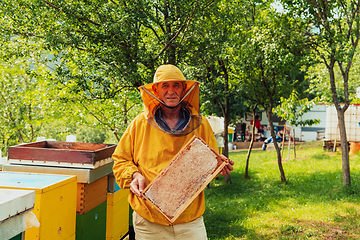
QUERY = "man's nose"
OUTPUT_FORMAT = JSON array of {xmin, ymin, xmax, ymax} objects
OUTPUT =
[{"xmin": 167, "ymin": 86, "xmax": 176, "ymax": 94}]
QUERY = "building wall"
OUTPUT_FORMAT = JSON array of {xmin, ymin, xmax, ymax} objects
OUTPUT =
[
  {"xmin": 238, "ymin": 104, "xmax": 327, "ymax": 142},
  {"xmin": 293, "ymin": 104, "xmax": 326, "ymax": 142}
]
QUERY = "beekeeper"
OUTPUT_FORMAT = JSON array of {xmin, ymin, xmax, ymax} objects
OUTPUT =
[{"xmin": 112, "ymin": 64, "xmax": 234, "ymax": 240}]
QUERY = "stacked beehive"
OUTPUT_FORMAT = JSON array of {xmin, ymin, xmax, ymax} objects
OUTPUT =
[
  {"xmin": 2, "ymin": 141, "xmax": 129, "ymax": 240},
  {"xmin": 0, "ymin": 172, "xmax": 77, "ymax": 239}
]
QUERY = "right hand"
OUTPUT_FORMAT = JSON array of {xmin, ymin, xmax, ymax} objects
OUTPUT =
[{"xmin": 130, "ymin": 172, "xmax": 147, "ymax": 200}]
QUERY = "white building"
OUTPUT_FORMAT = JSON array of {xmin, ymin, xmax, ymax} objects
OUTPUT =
[
  {"xmin": 239, "ymin": 104, "xmax": 327, "ymax": 142},
  {"xmin": 291, "ymin": 104, "xmax": 326, "ymax": 142}
]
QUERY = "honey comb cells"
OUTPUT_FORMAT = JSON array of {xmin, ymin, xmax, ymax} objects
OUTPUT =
[{"xmin": 143, "ymin": 135, "xmax": 228, "ymax": 224}]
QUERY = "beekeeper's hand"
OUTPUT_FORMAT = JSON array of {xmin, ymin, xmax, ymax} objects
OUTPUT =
[
  {"xmin": 130, "ymin": 172, "xmax": 146, "ymax": 200},
  {"xmin": 219, "ymin": 156, "xmax": 234, "ymax": 176}
]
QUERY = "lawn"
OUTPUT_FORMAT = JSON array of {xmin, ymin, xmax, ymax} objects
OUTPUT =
[{"xmin": 204, "ymin": 141, "xmax": 360, "ymax": 240}]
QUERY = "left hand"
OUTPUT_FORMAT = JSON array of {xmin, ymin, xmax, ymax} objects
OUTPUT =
[{"xmin": 219, "ymin": 155, "xmax": 234, "ymax": 176}]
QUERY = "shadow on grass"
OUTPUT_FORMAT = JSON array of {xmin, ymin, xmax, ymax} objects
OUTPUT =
[
  {"xmin": 204, "ymin": 150, "xmax": 360, "ymax": 239},
  {"xmin": 205, "ymin": 171, "xmax": 254, "ymax": 239}
]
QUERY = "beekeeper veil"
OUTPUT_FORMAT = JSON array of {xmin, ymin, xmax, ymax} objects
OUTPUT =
[{"xmin": 138, "ymin": 64, "xmax": 202, "ymax": 135}]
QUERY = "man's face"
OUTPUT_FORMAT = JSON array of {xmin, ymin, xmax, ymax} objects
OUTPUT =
[{"xmin": 156, "ymin": 81, "xmax": 185, "ymax": 107}]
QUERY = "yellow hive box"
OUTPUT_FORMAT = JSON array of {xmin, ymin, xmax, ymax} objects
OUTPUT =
[
  {"xmin": 0, "ymin": 172, "xmax": 77, "ymax": 240},
  {"xmin": 106, "ymin": 189, "xmax": 129, "ymax": 240}
]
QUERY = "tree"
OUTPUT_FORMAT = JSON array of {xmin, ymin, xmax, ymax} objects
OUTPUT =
[
  {"xmin": 76, "ymin": 126, "xmax": 107, "ymax": 144},
  {"xmin": 0, "ymin": 39, "xmax": 53, "ymax": 152},
  {"xmin": 53, "ymin": 86, "xmax": 142, "ymax": 142},
  {"xmin": 0, "ymin": 0, "xmax": 217, "ymax": 86},
  {"xmin": 274, "ymin": 90, "xmax": 320, "ymax": 159},
  {"xmin": 244, "ymin": 104, "xmax": 258, "ymax": 179},
  {"xmin": 0, "ymin": 0, "xmax": 218, "ymax": 139},
  {"xmin": 282, "ymin": 0, "xmax": 360, "ymax": 187},
  {"xmin": 183, "ymin": 0, "xmax": 249, "ymax": 183},
  {"xmin": 306, "ymin": 52, "xmax": 360, "ymax": 104},
  {"xmin": 236, "ymin": 7, "xmax": 308, "ymax": 183}
]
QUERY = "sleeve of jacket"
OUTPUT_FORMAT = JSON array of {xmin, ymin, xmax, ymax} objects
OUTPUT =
[{"xmin": 112, "ymin": 122, "xmax": 139, "ymax": 189}]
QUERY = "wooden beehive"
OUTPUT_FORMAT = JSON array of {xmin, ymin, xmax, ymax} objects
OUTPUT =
[
  {"xmin": 142, "ymin": 134, "xmax": 228, "ymax": 224},
  {"xmin": 0, "ymin": 172, "xmax": 77, "ymax": 240},
  {"xmin": 106, "ymin": 189, "xmax": 129, "ymax": 240},
  {"xmin": 2, "ymin": 162, "xmax": 114, "ymax": 184},
  {"xmin": 76, "ymin": 201, "xmax": 107, "ymax": 240},
  {"xmin": 77, "ymin": 175, "xmax": 108, "ymax": 214},
  {"xmin": 8, "ymin": 141, "xmax": 116, "ymax": 169}
]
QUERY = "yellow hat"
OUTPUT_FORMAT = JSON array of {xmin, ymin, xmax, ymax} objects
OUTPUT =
[{"xmin": 153, "ymin": 64, "xmax": 186, "ymax": 83}]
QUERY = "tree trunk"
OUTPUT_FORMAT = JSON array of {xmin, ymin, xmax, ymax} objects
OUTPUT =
[
  {"xmin": 329, "ymin": 64, "xmax": 351, "ymax": 187},
  {"xmin": 223, "ymin": 125, "xmax": 231, "ymax": 183},
  {"xmin": 281, "ymin": 128, "xmax": 285, "ymax": 159},
  {"xmin": 266, "ymin": 108, "xmax": 286, "ymax": 183},
  {"xmin": 244, "ymin": 106, "xmax": 257, "ymax": 179},
  {"xmin": 336, "ymin": 108, "xmax": 351, "ymax": 187}
]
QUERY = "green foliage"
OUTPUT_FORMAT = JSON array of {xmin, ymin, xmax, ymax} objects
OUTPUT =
[
  {"xmin": 184, "ymin": 0, "xmax": 250, "ymax": 123},
  {"xmin": 32, "ymin": 119, "xmax": 117, "ymax": 144},
  {"xmin": 236, "ymin": 7, "xmax": 308, "ymax": 111},
  {"xmin": 306, "ymin": 59, "xmax": 360, "ymax": 104},
  {"xmin": 281, "ymin": 0, "xmax": 360, "ymax": 187},
  {"xmin": 0, "ymin": 0, "xmax": 218, "ymax": 89},
  {"xmin": 200, "ymin": 85, "xmax": 246, "ymax": 123},
  {"xmin": 54, "ymin": 86, "xmax": 143, "ymax": 141},
  {"xmin": 0, "ymin": 39, "xmax": 54, "ymax": 152},
  {"xmin": 0, "ymin": 0, "xmax": 327, "ymax": 154},
  {"xmin": 0, "ymin": 37, "xmax": 141, "ymax": 152},
  {"xmin": 282, "ymin": 0, "xmax": 360, "ymax": 107},
  {"xmin": 76, "ymin": 127, "xmax": 107, "ymax": 144},
  {"xmin": 37, "ymin": 120, "xmax": 76, "ymax": 142},
  {"xmin": 274, "ymin": 90, "xmax": 320, "ymax": 127},
  {"xmin": 0, "ymin": 0, "xmax": 222, "ymax": 144}
]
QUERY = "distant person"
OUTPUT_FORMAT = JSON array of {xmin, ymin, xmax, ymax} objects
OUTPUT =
[
  {"xmin": 262, "ymin": 135, "xmax": 282, "ymax": 150},
  {"xmin": 250, "ymin": 115, "xmax": 262, "ymax": 133}
]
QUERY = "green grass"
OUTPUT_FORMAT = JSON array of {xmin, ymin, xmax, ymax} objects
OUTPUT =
[{"xmin": 204, "ymin": 141, "xmax": 360, "ymax": 239}]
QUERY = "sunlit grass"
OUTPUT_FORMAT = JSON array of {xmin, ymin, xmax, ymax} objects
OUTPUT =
[{"xmin": 204, "ymin": 141, "xmax": 360, "ymax": 239}]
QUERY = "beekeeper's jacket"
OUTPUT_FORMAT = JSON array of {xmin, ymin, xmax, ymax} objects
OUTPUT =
[{"xmin": 112, "ymin": 64, "xmax": 217, "ymax": 226}]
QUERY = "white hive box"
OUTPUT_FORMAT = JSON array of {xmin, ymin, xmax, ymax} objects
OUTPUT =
[
  {"xmin": 0, "ymin": 172, "xmax": 77, "ymax": 240},
  {"xmin": 0, "ymin": 189, "xmax": 35, "ymax": 221},
  {"xmin": 325, "ymin": 105, "xmax": 360, "ymax": 141},
  {"xmin": 206, "ymin": 116, "xmax": 224, "ymax": 134},
  {"xmin": 2, "ymin": 162, "xmax": 114, "ymax": 184},
  {"xmin": 0, "ymin": 189, "xmax": 37, "ymax": 239}
]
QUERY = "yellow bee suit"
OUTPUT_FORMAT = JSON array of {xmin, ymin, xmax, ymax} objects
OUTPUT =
[
  {"xmin": 112, "ymin": 113, "xmax": 217, "ymax": 225},
  {"xmin": 112, "ymin": 64, "xmax": 217, "ymax": 225}
]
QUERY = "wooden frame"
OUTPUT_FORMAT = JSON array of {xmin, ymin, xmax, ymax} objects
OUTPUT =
[
  {"xmin": 142, "ymin": 134, "xmax": 229, "ymax": 224},
  {"xmin": 8, "ymin": 141, "xmax": 116, "ymax": 169}
]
